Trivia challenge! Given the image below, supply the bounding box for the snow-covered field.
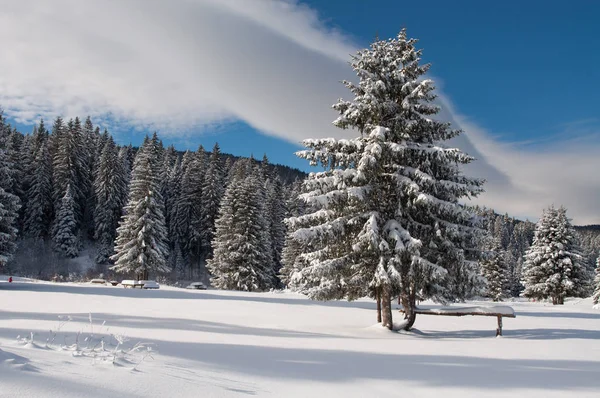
[1,278,599,398]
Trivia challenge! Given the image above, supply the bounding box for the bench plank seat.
[400,305,516,336]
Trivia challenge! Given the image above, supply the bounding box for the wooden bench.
[400,305,516,336]
[121,280,144,288]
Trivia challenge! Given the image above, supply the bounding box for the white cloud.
[0,0,353,138]
[0,0,598,224]
[439,95,600,224]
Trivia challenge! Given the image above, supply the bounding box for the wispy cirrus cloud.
[0,0,598,223]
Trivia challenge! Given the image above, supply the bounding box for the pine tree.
[207,160,275,291]
[173,150,193,266]
[23,120,54,240]
[522,205,591,305]
[52,185,79,258]
[176,146,206,274]
[481,237,510,301]
[592,256,600,307]
[166,157,182,249]
[0,145,21,270]
[279,180,307,287]
[111,138,170,280]
[265,176,286,286]
[5,129,25,202]
[200,143,225,259]
[284,30,484,330]
[160,145,180,251]
[52,117,88,229]
[81,116,98,239]
[93,136,128,264]
[118,145,133,183]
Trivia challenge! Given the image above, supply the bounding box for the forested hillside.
[0,112,302,286]
[0,110,596,300]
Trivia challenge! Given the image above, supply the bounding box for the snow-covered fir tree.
[279,180,308,287]
[23,120,54,240]
[0,142,21,270]
[81,117,99,239]
[166,157,182,249]
[52,117,89,231]
[176,146,206,275]
[284,30,484,330]
[93,136,128,264]
[172,150,193,273]
[118,145,133,183]
[481,237,510,301]
[160,145,180,256]
[200,143,225,260]
[522,205,591,305]
[52,184,79,258]
[592,256,600,307]
[265,175,287,286]
[208,159,275,291]
[111,137,170,280]
[5,130,26,206]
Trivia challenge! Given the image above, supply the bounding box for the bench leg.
[496,315,503,336]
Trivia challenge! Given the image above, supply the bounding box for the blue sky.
[1,0,599,222]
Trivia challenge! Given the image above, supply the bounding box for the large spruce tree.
[200,143,225,260]
[592,256,600,308]
[23,120,54,240]
[52,184,79,258]
[208,160,275,291]
[0,142,21,270]
[93,136,128,264]
[284,30,483,330]
[522,205,591,304]
[111,137,170,280]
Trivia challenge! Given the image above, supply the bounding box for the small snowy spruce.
[481,237,510,301]
[52,184,79,258]
[522,205,591,305]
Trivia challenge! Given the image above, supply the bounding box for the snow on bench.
[120,280,160,289]
[401,305,516,336]
[120,280,144,288]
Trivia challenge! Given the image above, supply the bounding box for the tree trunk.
[381,287,393,330]
[376,288,382,323]
[400,290,417,331]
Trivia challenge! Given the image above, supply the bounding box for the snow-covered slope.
[1,280,599,397]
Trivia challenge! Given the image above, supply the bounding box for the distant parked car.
[109,280,119,286]
[186,282,207,290]
[89,278,107,285]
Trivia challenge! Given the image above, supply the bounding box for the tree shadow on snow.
[411,328,600,340]
[518,311,600,320]
[0,282,376,311]
[1,324,599,391]
[0,310,342,339]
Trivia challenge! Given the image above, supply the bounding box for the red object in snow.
[8,277,13,283]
